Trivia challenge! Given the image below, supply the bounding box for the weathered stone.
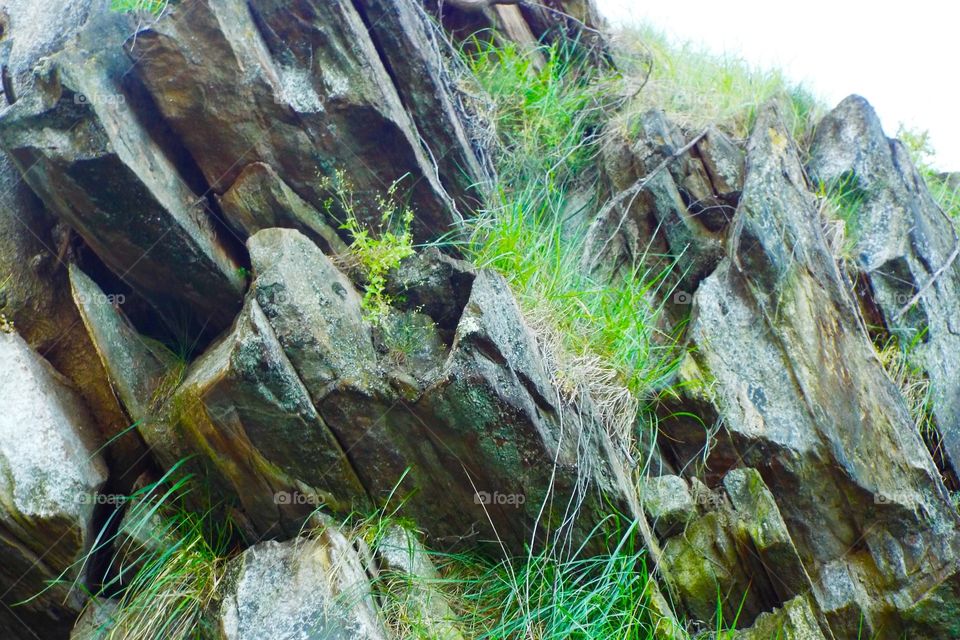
[70,600,118,640]
[584,111,729,289]
[164,294,370,536]
[0,3,245,335]
[735,595,827,640]
[0,331,108,637]
[127,0,456,241]
[217,162,347,255]
[213,531,388,640]
[375,526,466,640]
[663,104,960,637]
[660,511,763,625]
[809,95,960,480]
[247,229,635,551]
[0,153,142,486]
[356,0,491,212]
[640,475,695,538]
[247,229,382,403]
[723,468,810,605]
[812,560,872,638]
[70,264,178,421]
[385,247,477,333]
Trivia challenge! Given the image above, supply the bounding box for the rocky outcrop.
[584,112,741,302]
[0,153,145,489]
[657,105,960,638]
[0,4,246,336]
[74,224,635,550]
[808,95,960,483]
[1,0,959,637]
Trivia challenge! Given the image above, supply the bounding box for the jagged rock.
[356,0,491,211]
[661,104,960,637]
[661,509,760,625]
[658,469,813,629]
[722,468,809,605]
[432,0,606,58]
[584,111,737,289]
[808,95,960,480]
[0,153,144,486]
[163,294,370,536]
[0,331,108,638]
[70,264,178,421]
[0,2,245,335]
[213,530,388,640]
[639,474,695,538]
[126,0,459,241]
[245,228,635,550]
[735,595,826,640]
[217,162,347,256]
[70,600,118,640]
[385,247,477,333]
[375,526,466,640]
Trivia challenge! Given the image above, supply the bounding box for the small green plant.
[110,0,170,14]
[323,171,416,323]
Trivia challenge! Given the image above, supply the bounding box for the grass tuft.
[459,39,684,452]
[610,25,823,144]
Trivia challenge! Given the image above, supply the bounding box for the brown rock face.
[124,0,474,241]
[809,96,960,484]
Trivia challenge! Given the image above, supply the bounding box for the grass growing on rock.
[611,25,823,144]
[70,464,232,640]
[346,508,664,640]
[460,39,682,447]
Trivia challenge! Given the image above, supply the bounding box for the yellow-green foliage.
[323,171,416,323]
[110,0,169,14]
[462,39,681,419]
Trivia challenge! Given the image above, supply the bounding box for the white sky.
[596,0,960,171]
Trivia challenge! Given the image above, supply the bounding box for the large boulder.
[231,228,636,551]
[808,95,960,481]
[0,331,108,638]
[159,294,372,537]
[0,152,144,488]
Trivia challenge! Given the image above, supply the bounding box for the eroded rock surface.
[213,530,388,640]
[0,331,107,638]
[659,105,960,637]
[809,95,960,482]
